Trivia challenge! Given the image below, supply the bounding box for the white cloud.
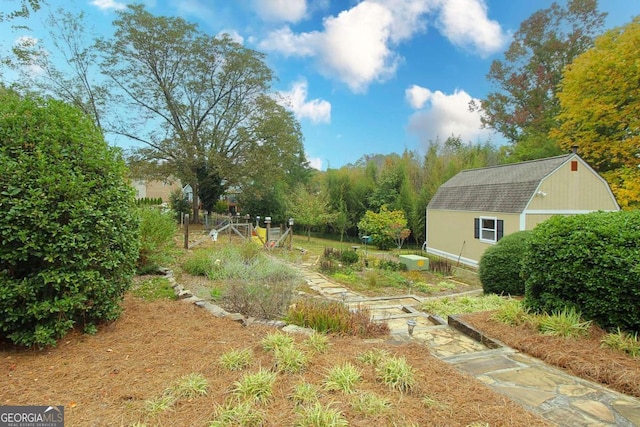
[307,156,323,170]
[405,84,432,109]
[259,0,506,92]
[253,0,307,23]
[260,1,399,93]
[258,26,317,57]
[406,86,494,146]
[90,0,127,11]
[277,80,331,124]
[435,0,508,56]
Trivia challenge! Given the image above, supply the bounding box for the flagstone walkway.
[301,264,640,427]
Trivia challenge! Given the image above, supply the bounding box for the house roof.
[427,154,573,213]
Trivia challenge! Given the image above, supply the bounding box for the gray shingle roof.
[427,154,573,213]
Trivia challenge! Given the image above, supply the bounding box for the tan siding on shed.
[426,210,520,266]
[526,159,618,212]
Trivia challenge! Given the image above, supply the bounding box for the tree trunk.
[191,181,199,224]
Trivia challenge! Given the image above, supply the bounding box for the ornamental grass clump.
[289,382,320,406]
[294,402,348,427]
[218,348,254,371]
[490,299,530,326]
[232,369,277,404]
[601,329,640,358]
[210,400,265,427]
[350,391,391,415]
[286,299,389,338]
[375,356,416,393]
[261,332,295,352]
[323,363,362,394]
[536,308,592,338]
[274,345,309,374]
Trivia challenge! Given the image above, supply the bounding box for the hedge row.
[479,210,640,333]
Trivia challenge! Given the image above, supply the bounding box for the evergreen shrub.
[522,211,640,332]
[478,230,531,296]
[0,91,140,347]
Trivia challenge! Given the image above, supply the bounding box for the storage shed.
[425,152,619,267]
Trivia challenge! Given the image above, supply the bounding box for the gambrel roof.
[427,154,573,213]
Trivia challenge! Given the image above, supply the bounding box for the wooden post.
[184,214,189,249]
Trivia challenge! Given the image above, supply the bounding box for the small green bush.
[478,230,531,296]
[137,207,177,273]
[0,91,139,347]
[169,188,191,222]
[340,250,359,265]
[522,211,640,332]
[378,260,407,271]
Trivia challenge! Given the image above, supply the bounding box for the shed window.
[474,217,504,243]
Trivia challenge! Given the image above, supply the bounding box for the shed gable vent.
[571,160,578,171]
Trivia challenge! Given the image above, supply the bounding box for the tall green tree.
[358,206,410,250]
[97,5,307,221]
[287,184,334,241]
[472,0,606,160]
[552,16,640,208]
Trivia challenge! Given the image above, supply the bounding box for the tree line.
[2,0,638,246]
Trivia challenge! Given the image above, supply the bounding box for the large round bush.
[522,211,640,332]
[0,91,140,347]
[479,230,531,296]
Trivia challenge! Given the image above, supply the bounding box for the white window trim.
[479,216,498,244]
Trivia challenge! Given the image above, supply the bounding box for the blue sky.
[2,0,639,170]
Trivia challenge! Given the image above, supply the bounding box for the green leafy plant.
[375,356,416,392]
[294,402,348,427]
[137,206,177,273]
[219,348,253,371]
[210,400,265,427]
[233,369,277,404]
[479,230,531,296]
[0,90,140,348]
[289,382,320,406]
[323,362,362,394]
[421,294,510,318]
[304,333,330,354]
[144,373,208,414]
[171,373,209,398]
[350,391,390,415]
[144,394,175,415]
[601,329,640,357]
[536,308,592,338]
[490,299,530,326]
[261,332,295,352]
[169,188,191,222]
[274,345,308,374]
[522,210,640,332]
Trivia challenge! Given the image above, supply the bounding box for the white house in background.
[425,152,620,267]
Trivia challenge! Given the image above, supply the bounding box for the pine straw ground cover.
[459,311,640,398]
[0,296,549,427]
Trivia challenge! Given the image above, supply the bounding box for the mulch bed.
[1,296,550,426]
[459,311,640,398]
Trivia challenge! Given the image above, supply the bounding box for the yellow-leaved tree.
[552,16,640,208]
